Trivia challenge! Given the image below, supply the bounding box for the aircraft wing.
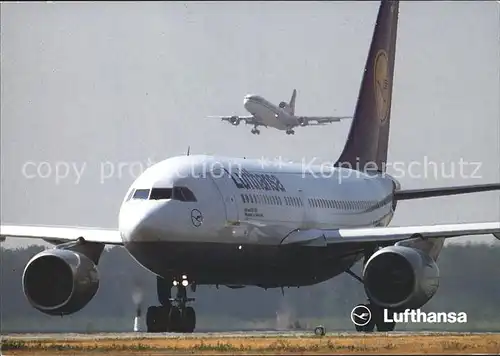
[0,225,123,245]
[207,116,264,127]
[296,116,353,126]
[281,222,500,246]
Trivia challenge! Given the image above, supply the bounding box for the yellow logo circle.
[374,50,390,124]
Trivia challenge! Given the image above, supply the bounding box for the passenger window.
[133,189,150,200]
[150,188,173,200]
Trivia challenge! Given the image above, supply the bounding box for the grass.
[2,334,500,354]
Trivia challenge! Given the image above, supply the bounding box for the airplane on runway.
[209,89,352,135]
[2,0,500,334]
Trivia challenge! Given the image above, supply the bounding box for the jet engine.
[230,116,240,125]
[22,248,100,316]
[362,245,439,311]
[297,118,307,126]
[279,101,287,109]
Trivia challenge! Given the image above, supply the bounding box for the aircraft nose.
[243,95,255,110]
[119,202,166,244]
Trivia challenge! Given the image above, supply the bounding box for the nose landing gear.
[146,275,196,333]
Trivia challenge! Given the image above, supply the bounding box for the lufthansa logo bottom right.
[350,305,372,326]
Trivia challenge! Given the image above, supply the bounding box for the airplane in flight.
[1,0,500,334]
[209,89,352,135]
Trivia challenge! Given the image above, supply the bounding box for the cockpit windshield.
[126,186,197,202]
[132,189,150,200]
[150,186,197,202]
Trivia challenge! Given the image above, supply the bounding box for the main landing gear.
[285,129,295,135]
[251,125,261,135]
[146,275,196,333]
[351,302,396,332]
[346,247,396,333]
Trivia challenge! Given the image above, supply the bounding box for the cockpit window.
[132,189,150,200]
[150,188,172,200]
[173,186,197,202]
[125,188,135,202]
[148,186,197,202]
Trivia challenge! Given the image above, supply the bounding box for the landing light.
[181,280,189,287]
[182,275,187,280]
[173,281,178,286]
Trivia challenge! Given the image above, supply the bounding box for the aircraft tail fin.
[289,89,297,115]
[335,0,399,173]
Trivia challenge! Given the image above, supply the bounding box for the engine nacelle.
[230,116,240,126]
[278,101,287,109]
[297,118,307,126]
[22,248,100,316]
[363,246,439,311]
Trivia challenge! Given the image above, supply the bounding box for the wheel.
[146,306,158,332]
[376,309,396,332]
[146,305,170,332]
[168,307,182,332]
[181,306,196,333]
[146,306,162,332]
[314,325,325,336]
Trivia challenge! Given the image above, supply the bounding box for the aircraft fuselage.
[243,94,296,130]
[119,155,396,288]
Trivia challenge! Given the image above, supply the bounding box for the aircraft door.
[209,168,239,225]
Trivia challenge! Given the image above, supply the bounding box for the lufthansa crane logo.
[190,209,203,227]
[374,49,390,124]
[351,305,372,327]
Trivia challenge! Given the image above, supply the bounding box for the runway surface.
[3,330,499,340]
